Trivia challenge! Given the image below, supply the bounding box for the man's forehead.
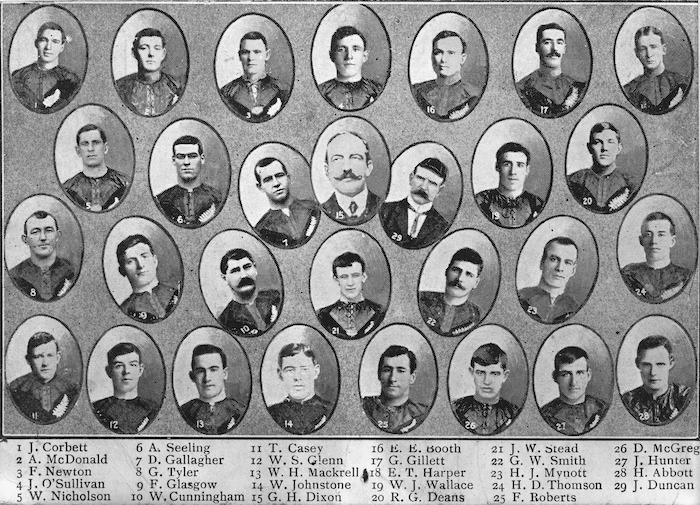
[281,352,314,367]
[450,259,479,273]
[258,160,285,177]
[31,340,58,355]
[540,28,565,41]
[240,38,267,51]
[473,363,503,373]
[558,356,589,371]
[227,257,253,270]
[434,36,464,52]
[26,215,57,229]
[642,219,672,233]
[113,351,140,363]
[547,242,577,260]
[414,166,444,183]
[500,151,529,164]
[194,352,224,368]
[40,29,63,41]
[125,242,152,256]
[637,33,664,46]
[639,346,671,361]
[138,35,164,46]
[337,34,365,49]
[336,262,363,274]
[383,354,410,368]
[78,129,102,143]
[174,143,199,154]
[591,129,619,142]
[327,133,366,155]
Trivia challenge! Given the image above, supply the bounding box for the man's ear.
[105,365,113,378]
[365,160,374,178]
[503,369,510,382]
[409,371,416,385]
[104,143,109,155]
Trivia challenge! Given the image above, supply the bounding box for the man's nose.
[135,258,144,269]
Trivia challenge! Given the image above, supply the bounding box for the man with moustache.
[321,130,382,225]
[10,210,75,302]
[624,26,689,114]
[268,343,333,435]
[218,248,281,337]
[362,345,429,434]
[156,135,222,228]
[12,21,81,112]
[62,123,130,212]
[379,157,450,249]
[518,237,579,324]
[516,23,587,118]
[9,332,79,424]
[316,252,385,339]
[419,248,484,337]
[180,344,246,434]
[93,342,158,434]
[253,157,320,248]
[220,31,289,122]
[412,30,482,121]
[541,346,609,435]
[116,28,182,116]
[475,142,544,228]
[116,234,179,322]
[319,26,383,111]
[452,343,519,435]
[621,212,693,303]
[567,122,639,214]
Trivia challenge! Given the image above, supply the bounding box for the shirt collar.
[335,187,368,214]
[407,196,433,214]
[133,278,159,294]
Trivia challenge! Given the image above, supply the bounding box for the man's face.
[223,257,258,297]
[324,133,373,197]
[637,346,673,394]
[36,29,64,65]
[191,353,227,401]
[334,262,366,302]
[635,33,667,72]
[379,354,415,401]
[75,129,107,168]
[555,357,590,405]
[122,242,158,289]
[331,34,367,80]
[409,166,445,205]
[279,352,319,402]
[173,143,204,183]
[107,351,144,396]
[23,215,60,260]
[136,35,166,72]
[540,242,577,290]
[588,129,622,168]
[639,219,675,263]
[536,28,566,69]
[497,151,530,193]
[470,363,508,402]
[27,340,60,383]
[431,36,466,78]
[257,160,290,204]
[239,38,270,79]
[445,260,480,299]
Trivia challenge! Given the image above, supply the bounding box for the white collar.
[335,187,368,214]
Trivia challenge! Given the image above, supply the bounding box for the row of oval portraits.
[5,316,696,435]
[9,6,693,118]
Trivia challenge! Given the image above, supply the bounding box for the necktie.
[349,201,358,216]
[409,210,426,238]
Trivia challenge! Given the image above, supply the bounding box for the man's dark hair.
[254,157,288,185]
[536,23,566,44]
[240,31,268,51]
[172,135,203,156]
[278,342,317,369]
[36,22,66,44]
[325,130,371,164]
[553,346,589,374]
[414,157,448,181]
[635,335,673,367]
[191,343,227,370]
[378,345,417,376]
[107,342,142,366]
[540,237,578,266]
[132,28,166,61]
[26,332,58,361]
[23,210,59,236]
[496,142,531,166]
[588,122,621,145]
[76,124,107,145]
[634,25,665,47]
[329,26,367,57]
[471,343,507,370]
[332,251,365,276]
[117,234,155,276]
[432,30,466,53]
[447,247,484,276]
[643,211,676,235]
[220,248,254,275]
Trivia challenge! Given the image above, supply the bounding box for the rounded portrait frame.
[447,324,528,436]
[511,7,592,119]
[199,229,284,338]
[148,117,231,229]
[309,229,391,340]
[5,315,83,426]
[239,142,320,249]
[111,8,189,118]
[565,104,648,215]
[471,117,553,229]
[515,215,599,325]
[54,103,135,213]
[614,6,694,116]
[311,4,392,112]
[417,228,501,338]
[358,323,438,435]
[260,324,340,435]
[214,13,295,123]
[172,326,252,435]
[86,324,166,435]
[616,193,698,304]
[616,315,697,427]
[102,215,184,324]
[4,193,84,303]
[533,324,614,437]
[380,141,462,250]
[8,5,88,114]
[408,11,489,123]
